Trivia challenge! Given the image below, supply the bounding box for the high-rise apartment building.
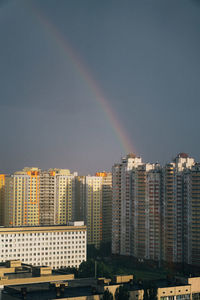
[55,169,76,225]
[39,170,56,225]
[3,168,76,227]
[0,174,5,225]
[112,154,143,256]
[131,163,162,261]
[112,153,200,267]
[85,175,103,248]
[4,170,40,227]
[96,172,112,244]
[184,163,200,266]
[77,173,112,249]
[146,168,162,261]
[163,154,195,263]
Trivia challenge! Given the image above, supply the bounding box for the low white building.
[0,222,86,269]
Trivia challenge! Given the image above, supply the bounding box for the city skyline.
[1,152,200,267]
[0,152,197,176]
[1,0,200,175]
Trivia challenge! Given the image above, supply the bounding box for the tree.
[115,286,129,300]
[99,242,112,257]
[87,244,99,258]
[97,261,112,278]
[102,289,113,300]
[78,259,95,278]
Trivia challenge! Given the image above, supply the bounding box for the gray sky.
[0,0,200,174]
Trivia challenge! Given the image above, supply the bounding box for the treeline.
[58,258,113,279]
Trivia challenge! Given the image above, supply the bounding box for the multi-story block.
[78,173,112,249]
[163,153,194,263]
[39,170,56,225]
[112,154,161,259]
[84,176,103,248]
[0,174,5,225]
[96,172,112,244]
[4,170,40,227]
[3,168,77,227]
[0,222,86,269]
[74,176,85,222]
[112,153,196,264]
[112,154,143,256]
[55,169,76,225]
[131,164,162,261]
[146,168,162,261]
[184,163,200,266]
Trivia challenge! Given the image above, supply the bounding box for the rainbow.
[29,1,136,155]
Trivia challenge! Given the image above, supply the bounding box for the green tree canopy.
[115,286,129,300]
[78,259,95,278]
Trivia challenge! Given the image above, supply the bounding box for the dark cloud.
[0,0,200,173]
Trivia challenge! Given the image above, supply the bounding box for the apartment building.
[131,164,162,261]
[146,168,162,261]
[112,154,143,256]
[112,153,200,267]
[85,176,103,248]
[75,173,112,248]
[4,170,40,227]
[112,154,162,260]
[55,170,76,225]
[163,153,195,263]
[3,168,76,227]
[184,163,200,266]
[74,176,86,222]
[39,170,56,225]
[99,172,112,244]
[0,174,5,225]
[0,222,86,269]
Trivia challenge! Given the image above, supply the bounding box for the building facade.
[4,170,40,227]
[163,154,195,263]
[3,168,76,227]
[84,175,103,248]
[112,154,162,259]
[112,153,200,267]
[0,222,86,269]
[0,174,5,226]
[76,173,112,249]
[131,164,162,261]
[112,154,143,256]
[100,172,112,244]
[183,163,200,266]
[55,170,76,225]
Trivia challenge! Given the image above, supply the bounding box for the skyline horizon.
[1,151,198,175]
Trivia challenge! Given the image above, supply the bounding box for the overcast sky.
[0,0,200,174]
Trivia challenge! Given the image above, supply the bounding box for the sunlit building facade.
[85,176,103,248]
[55,169,76,225]
[183,163,200,266]
[112,152,200,266]
[96,172,112,244]
[3,168,77,227]
[0,222,86,269]
[112,154,143,256]
[131,164,162,261]
[163,154,195,263]
[0,174,6,226]
[4,170,40,227]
